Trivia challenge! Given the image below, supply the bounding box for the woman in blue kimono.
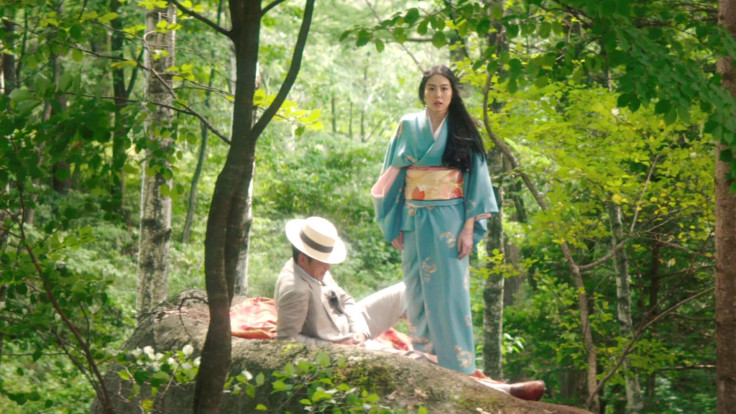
[372,65,498,377]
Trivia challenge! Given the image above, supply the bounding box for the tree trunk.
[331,93,337,133]
[110,0,130,223]
[182,121,209,244]
[2,18,17,95]
[137,3,175,318]
[234,171,254,296]
[607,201,643,413]
[483,148,505,379]
[182,0,225,245]
[716,2,736,410]
[194,0,315,411]
[348,100,353,140]
[481,0,508,380]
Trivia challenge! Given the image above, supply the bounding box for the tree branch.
[578,240,627,272]
[262,0,286,16]
[168,0,231,37]
[15,187,113,413]
[252,0,315,137]
[586,287,715,407]
[363,0,424,72]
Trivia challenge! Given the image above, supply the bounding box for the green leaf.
[393,27,407,43]
[256,372,265,386]
[654,99,670,115]
[356,30,371,47]
[375,39,384,53]
[59,72,74,92]
[316,351,331,367]
[417,19,429,35]
[255,404,268,411]
[538,21,551,39]
[405,8,420,25]
[476,18,491,36]
[97,12,119,24]
[430,16,445,31]
[34,74,55,98]
[431,31,447,48]
[491,7,503,20]
[663,106,677,125]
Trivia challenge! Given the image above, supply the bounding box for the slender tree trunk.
[234,44,259,296]
[110,0,130,223]
[2,19,17,95]
[1,15,17,248]
[483,148,505,379]
[643,241,661,410]
[137,3,175,318]
[331,93,337,133]
[348,101,353,140]
[361,65,367,142]
[47,2,70,194]
[716,2,736,410]
[182,0,225,244]
[182,121,209,244]
[481,0,507,379]
[607,201,643,412]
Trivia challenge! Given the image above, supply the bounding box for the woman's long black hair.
[418,65,485,172]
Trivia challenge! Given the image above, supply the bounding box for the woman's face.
[424,74,453,117]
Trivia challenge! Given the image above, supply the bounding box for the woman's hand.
[392,231,404,251]
[457,219,475,259]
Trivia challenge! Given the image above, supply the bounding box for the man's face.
[299,254,331,281]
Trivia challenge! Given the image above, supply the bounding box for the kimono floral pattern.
[372,110,497,374]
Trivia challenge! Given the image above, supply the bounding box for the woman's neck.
[427,109,447,132]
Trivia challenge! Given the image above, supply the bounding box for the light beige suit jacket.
[274,259,370,345]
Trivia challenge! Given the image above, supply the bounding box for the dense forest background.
[2,0,735,413]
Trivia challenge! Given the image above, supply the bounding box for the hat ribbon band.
[300,230,334,253]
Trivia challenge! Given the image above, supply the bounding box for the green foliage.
[0,0,724,411]
[231,351,423,413]
[116,345,199,412]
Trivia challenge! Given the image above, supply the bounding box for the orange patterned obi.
[405,167,464,201]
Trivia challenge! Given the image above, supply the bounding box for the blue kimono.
[372,110,498,374]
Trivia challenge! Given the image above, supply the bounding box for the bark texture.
[483,147,505,380]
[607,201,643,412]
[92,290,592,414]
[194,0,315,411]
[716,1,736,411]
[137,3,176,318]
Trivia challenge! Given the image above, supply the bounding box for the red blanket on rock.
[230,297,412,351]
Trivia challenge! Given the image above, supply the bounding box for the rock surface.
[93,290,592,414]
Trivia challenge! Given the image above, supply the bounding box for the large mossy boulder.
[93,290,591,414]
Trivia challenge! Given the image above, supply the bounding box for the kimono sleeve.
[464,152,499,247]
[372,122,408,243]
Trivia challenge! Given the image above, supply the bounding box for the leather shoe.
[509,380,545,401]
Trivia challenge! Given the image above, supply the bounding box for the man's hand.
[335,333,367,346]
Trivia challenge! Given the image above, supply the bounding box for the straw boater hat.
[285,216,347,264]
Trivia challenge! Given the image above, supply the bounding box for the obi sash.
[405,166,464,201]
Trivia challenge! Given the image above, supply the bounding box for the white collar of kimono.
[425,108,447,140]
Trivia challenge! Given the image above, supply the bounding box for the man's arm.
[275,283,333,346]
[335,286,371,340]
